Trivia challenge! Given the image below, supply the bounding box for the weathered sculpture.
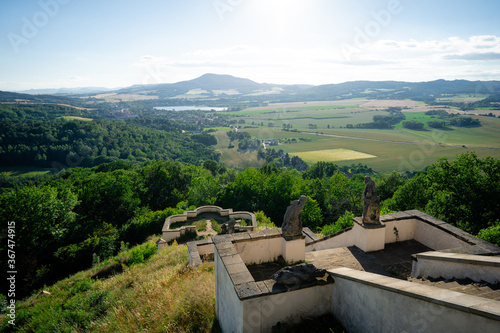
[362,176,381,224]
[272,263,328,290]
[282,195,307,238]
[220,218,236,234]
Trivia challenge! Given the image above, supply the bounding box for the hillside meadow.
[0,239,218,332]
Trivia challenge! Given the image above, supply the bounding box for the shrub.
[477,223,500,246]
[321,211,355,237]
[254,210,277,229]
[126,242,157,266]
[120,207,184,245]
[301,197,324,231]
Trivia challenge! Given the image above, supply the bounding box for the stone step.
[409,276,500,301]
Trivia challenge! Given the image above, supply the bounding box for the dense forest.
[1,152,499,300]
[0,104,220,168]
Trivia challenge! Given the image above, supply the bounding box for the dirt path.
[197,219,218,238]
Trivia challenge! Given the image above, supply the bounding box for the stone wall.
[412,251,500,284]
[330,267,500,333]
[213,231,334,333]
[306,210,499,255]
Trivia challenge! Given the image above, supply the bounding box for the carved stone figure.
[220,219,236,234]
[282,195,307,238]
[362,176,381,224]
[272,263,328,290]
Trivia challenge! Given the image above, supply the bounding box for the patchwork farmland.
[217,99,500,173]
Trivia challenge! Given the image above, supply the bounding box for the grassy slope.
[1,240,217,333]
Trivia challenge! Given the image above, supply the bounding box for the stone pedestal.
[352,218,386,252]
[156,238,167,250]
[282,236,305,263]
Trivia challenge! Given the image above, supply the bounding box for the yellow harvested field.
[294,149,377,163]
[62,116,93,121]
[93,93,158,102]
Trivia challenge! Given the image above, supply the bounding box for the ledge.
[353,217,386,229]
[214,232,334,300]
[404,210,500,254]
[415,251,500,268]
[329,267,500,321]
[163,206,257,232]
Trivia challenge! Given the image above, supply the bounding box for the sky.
[1,0,500,91]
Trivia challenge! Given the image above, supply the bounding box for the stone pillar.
[352,217,386,252]
[282,235,306,263]
[156,238,167,250]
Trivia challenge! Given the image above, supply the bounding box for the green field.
[0,167,58,178]
[234,108,386,129]
[225,104,359,115]
[213,130,264,169]
[204,102,500,172]
[436,94,489,102]
[393,112,437,128]
[239,112,500,173]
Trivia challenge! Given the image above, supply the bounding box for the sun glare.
[253,0,310,33]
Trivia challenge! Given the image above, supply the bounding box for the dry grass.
[93,93,159,103]
[2,240,217,333]
[92,242,216,333]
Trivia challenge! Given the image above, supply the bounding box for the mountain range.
[5,73,500,102]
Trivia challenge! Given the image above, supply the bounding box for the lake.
[154,106,228,112]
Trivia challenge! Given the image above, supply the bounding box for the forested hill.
[0,103,220,168]
[0,120,219,168]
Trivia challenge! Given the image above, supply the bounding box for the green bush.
[301,197,323,231]
[321,211,355,237]
[126,242,157,266]
[120,207,183,245]
[477,223,500,246]
[254,210,277,229]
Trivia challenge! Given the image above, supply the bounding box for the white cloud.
[130,35,500,85]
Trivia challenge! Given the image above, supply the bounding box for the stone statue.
[220,219,236,234]
[282,195,307,238]
[362,176,381,224]
[272,263,328,290]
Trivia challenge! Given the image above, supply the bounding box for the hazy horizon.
[1,0,499,91]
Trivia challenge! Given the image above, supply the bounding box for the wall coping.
[214,230,334,300]
[162,205,257,232]
[414,251,500,268]
[307,210,500,256]
[329,267,500,322]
